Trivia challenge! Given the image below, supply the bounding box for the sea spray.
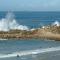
[52,21,60,26]
[0,12,29,31]
[0,12,60,32]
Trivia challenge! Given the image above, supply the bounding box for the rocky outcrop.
[0,25,60,41]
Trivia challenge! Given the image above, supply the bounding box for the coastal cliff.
[0,25,60,41]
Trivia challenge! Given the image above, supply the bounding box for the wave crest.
[0,12,29,31]
[52,21,60,26]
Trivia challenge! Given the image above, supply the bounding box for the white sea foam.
[52,21,60,26]
[0,46,60,58]
[42,26,45,28]
[30,28,36,31]
[0,12,60,32]
[0,12,29,31]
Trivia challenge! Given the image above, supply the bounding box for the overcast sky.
[0,0,60,11]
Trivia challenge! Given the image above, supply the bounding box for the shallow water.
[0,39,60,60]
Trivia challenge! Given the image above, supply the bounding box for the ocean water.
[0,11,60,28]
[0,39,60,60]
[0,12,60,60]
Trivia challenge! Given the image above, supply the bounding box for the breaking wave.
[0,12,29,31]
[52,20,60,26]
[0,12,60,31]
[0,46,60,58]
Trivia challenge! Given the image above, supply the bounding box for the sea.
[0,12,60,60]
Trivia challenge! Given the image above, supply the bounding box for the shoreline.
[0,33,60,41]
[0,38,56,42]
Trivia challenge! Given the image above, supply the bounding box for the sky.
[0,0,60,11]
